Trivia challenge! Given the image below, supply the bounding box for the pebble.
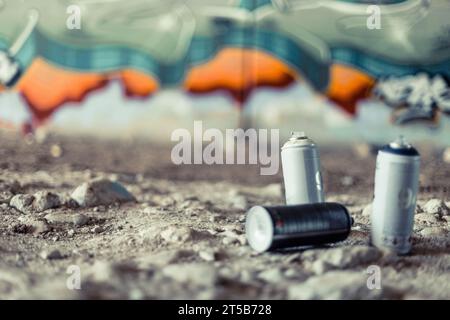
[160,226,193,243]
[415,213,439,224]
[50,144,63,158]
[91,226,103,234]
[423,199,449,217]
[9,194,34,213]
[310,260,332,275]
[93,206,106,212]
[288,271,386,300]
[353,143,371,159]
[162,263,217,287]
[136,249,194,268]
[16,217,50,234]
[40,249,63,260]
[143,207,156,215]
[231,196,247,210]
[73,214,89,227]
[362,203,372,217]
[442,147,450,163]
[209,215,221,223]
[257,268,285,284]
[199,250,216,262]
[45,213,89,227]
[304,246,382,270]
[284,269,301,278]
[33,191,61,212]
[240,270,254,283]
[86,261,121,282]
[222,237,238,246]
[420,227,448,237]
[71,179,135,207]
[259,184,283,198]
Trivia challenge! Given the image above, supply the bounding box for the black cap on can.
[380,136,419,157]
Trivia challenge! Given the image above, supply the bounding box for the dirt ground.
[0,132,449,300]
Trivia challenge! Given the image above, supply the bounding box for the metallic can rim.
[245,206,274,253]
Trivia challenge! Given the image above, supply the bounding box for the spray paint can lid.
[381,136,420,157]
[282,131,316,149]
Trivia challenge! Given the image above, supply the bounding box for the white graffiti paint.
[375,73,450,113]
[0,51,19,86]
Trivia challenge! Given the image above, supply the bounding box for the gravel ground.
[0,132,449,300]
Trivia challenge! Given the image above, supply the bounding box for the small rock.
[162,263,217,287]
[240,270,254,282]
[9,194,34,213]
[423,199,449,217]
[257,268,285,284]
[16,217,50,234]
[304,246,382,270]
[160,226,193,243]
[67,229,75,237]
[420,227,448,237]
[135,249,194,268]
[86,261,137,283]
[362,203,372,217]
[199,250,216,262]
[143,207,156,215]
[209,215,221,223]
[237,235,247,246]
[71,179,135,207]
[91,226,103,234]
[443,147,450,163]
[222,237,238,245]
[231,196,247,210]
[50,144,63,158]
[284,269,300,278]
[353,143,371,159]
[73,214,89,227]
[310,260,332,275]
[288,271,388,300]
[93,206,106,212]
[45,213,89,227]
[415,213,439,224]
[260,184,283,198]
[33,191,61,212]
[40,249,63,260]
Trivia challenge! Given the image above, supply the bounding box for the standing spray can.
[371,137,420,255]
[281,132,324,205]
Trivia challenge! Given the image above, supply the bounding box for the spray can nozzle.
[390,135,412,149]
[290,131,307,140]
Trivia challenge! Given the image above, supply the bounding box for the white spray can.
[371,136,420,255]
[281,132,324,205]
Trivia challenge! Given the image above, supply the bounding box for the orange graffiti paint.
[184,48,297,105]
[17,58,108,122]
[119,69,159,98]
[327,64,376,115]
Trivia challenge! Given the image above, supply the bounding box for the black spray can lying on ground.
[245,203,353,252]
